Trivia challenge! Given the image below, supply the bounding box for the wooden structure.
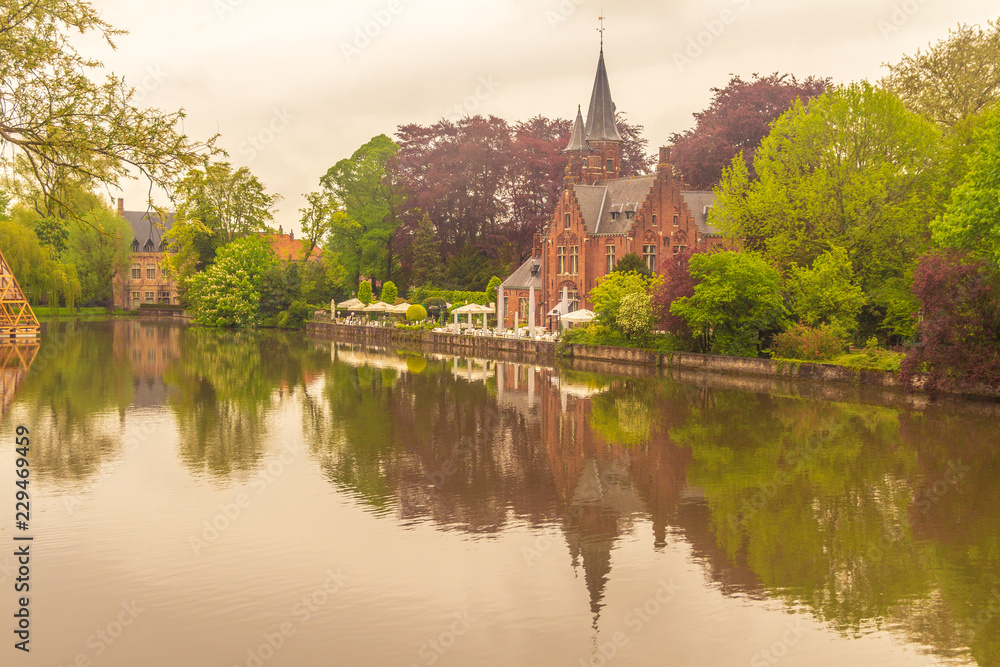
[0,340,39,420]
[0,249,40,339]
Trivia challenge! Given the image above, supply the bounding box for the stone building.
[498,47,730,331]
[113,199,179,309]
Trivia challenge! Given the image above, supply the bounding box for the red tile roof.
[265,233,323,262]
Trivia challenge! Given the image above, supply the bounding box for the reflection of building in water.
[0,341,39,420]
[112,321,181,407]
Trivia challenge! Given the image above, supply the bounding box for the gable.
[571,176,657,236]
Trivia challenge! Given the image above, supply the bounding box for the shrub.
[590,271,656,323]
[380,281,397,304]
[406,304,428,322]
[485,276,501,303]
[771,323,848,361]
[617,292,652,340]
[358,281,372,305]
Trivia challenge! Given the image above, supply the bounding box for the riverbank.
[306,320,1000,401]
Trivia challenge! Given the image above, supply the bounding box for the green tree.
[410,213,442,287]
[712,83,941,293]
[671,251,787,356]
[357,281,372,305]
[0,218,79,306]
[187,236,277,327]
[882,19,1000,127]
[0,1,214,213]
[380,280,397,304]
[299,190,334,261]
[64,207,131,307]
[932,109,1000,263]
[590,271,656,323]
[616,292,653,341]
[786,246,866,331]
[406,304,427,322]
[485,275,502,303]
[162,216,215,302]
[321,135,406,289]
[613,252,652,279]
[174,161,278,245]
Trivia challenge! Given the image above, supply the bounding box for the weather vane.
[597,14,605,48]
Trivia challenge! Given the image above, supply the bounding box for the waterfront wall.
[306,321,999,399]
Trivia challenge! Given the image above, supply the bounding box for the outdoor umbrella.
[561,309,595,325]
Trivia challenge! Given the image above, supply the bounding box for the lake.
[2,321,998,666]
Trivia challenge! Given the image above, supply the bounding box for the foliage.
[616,292,653,341]
[64,207,131,307]
[829,349,904,372]
[932,109,1000,265]
[188,236,277,327]
[276,300,313,329]
[0,218,79,307]
[0,0,215,213]
[357,281,372,305]
[771,323,848,361]
[163,216,215,300]
[412,288,488,308]
[174,161,278,245]
[869,275,920,343]
[485,275,502,303]
[671,251,787,356]
[409,213,442,287]
[613,252,651,278]
[258,263,295,319]
[901,250,1000,392]
[712,82,942,294]
[786,246,866,331]
[321,134,405,289]
[882,19,1000,127]
[589,271,657,323]
[406,304,427,322]
[380,280,397,304]
[651,249,697,344]
[670,73,829,189]
[298,190,334,261]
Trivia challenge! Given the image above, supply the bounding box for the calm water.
[1,321,998,667]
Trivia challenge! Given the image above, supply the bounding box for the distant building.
[499,47,731,329]
[113,199,179,309]
[264,226,323,263]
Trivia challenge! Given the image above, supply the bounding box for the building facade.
[113,200,179,309]
[499,48,730,330]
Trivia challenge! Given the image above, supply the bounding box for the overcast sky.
[93,0,998,231]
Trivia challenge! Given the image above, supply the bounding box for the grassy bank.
[33,306,136,322]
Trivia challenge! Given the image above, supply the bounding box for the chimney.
[289,230,294,241]
[659,146,672,166]
[117,198,125,216]
[278,225,283,235]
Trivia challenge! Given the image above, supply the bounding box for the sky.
[92,0,1000,232]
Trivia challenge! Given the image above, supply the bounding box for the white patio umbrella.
[364,301,391,312]
[561,308,595,325]
[388,302,411,315]
[452,303,493,331]
[336,298,364,314]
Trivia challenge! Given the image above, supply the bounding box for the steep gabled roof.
[680,191,722,236]
[571,176,657,236]
[565,105,588,152]
[122,210,175,249]
[501,256,543,290]
[584,49,622,143]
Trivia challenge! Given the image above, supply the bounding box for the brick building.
[498,47,730,330]
[113,199,179,309]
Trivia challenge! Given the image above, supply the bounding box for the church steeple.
[584,48,622,143]
[565,105,587,152]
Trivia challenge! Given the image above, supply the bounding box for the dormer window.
[610,212,619,220]
[625,211,633,220]
[131,239,140,252]
[143,239,154,252]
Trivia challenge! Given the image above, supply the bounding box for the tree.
[162,216,215,301]
[299,190,334,261]
[589,271,656,323]
[882,20,1000,127]
[0,0,214,214]
[786,246,866,332]
[187,236,277,327]
[357,281,372,305]
[380,281,397,304]
[671,251,787,356]
[932,109,1000,264]
[652,249,698,344]
[485,276,502,303]
[409,213,442,287]
[173,162,278,245]
[712,82,942,294]
[669,73,829,189]
[0,218,79,307]
[613,252,651,279]
[321,134,405,290]
[64,207,131,307]
[617,292,653,341]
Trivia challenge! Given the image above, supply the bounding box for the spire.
[584,48,622,143]
[564,105,587,152]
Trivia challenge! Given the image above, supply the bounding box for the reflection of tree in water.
[167,328,328,478]
[11,322,133,482]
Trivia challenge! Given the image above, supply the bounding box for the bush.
[358,281,372,305]
[617,292,652,340]
[406,304,428,322]
[381,281,397,304]
[771,323,848,361]
[276,300,313,329]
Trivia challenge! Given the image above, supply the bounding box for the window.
[518,297,529,321]
[567,290,579,312]
[144,239,154,252]
[606,159,613,172]
[147,266,156,280]
[606,244,616,273]
[643,244,657,272]
[673,213,679,226]
[564,213,571,229]
[610,211,619,220]
[652,214,657,226]
[131,264,141,280]
[131,239,140,252]
[131,291,140,309]
[144,291,154,303]
[557,246,566,274]
[569,246,579,274]
[625,211,633,220]
[673,245,687,255]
